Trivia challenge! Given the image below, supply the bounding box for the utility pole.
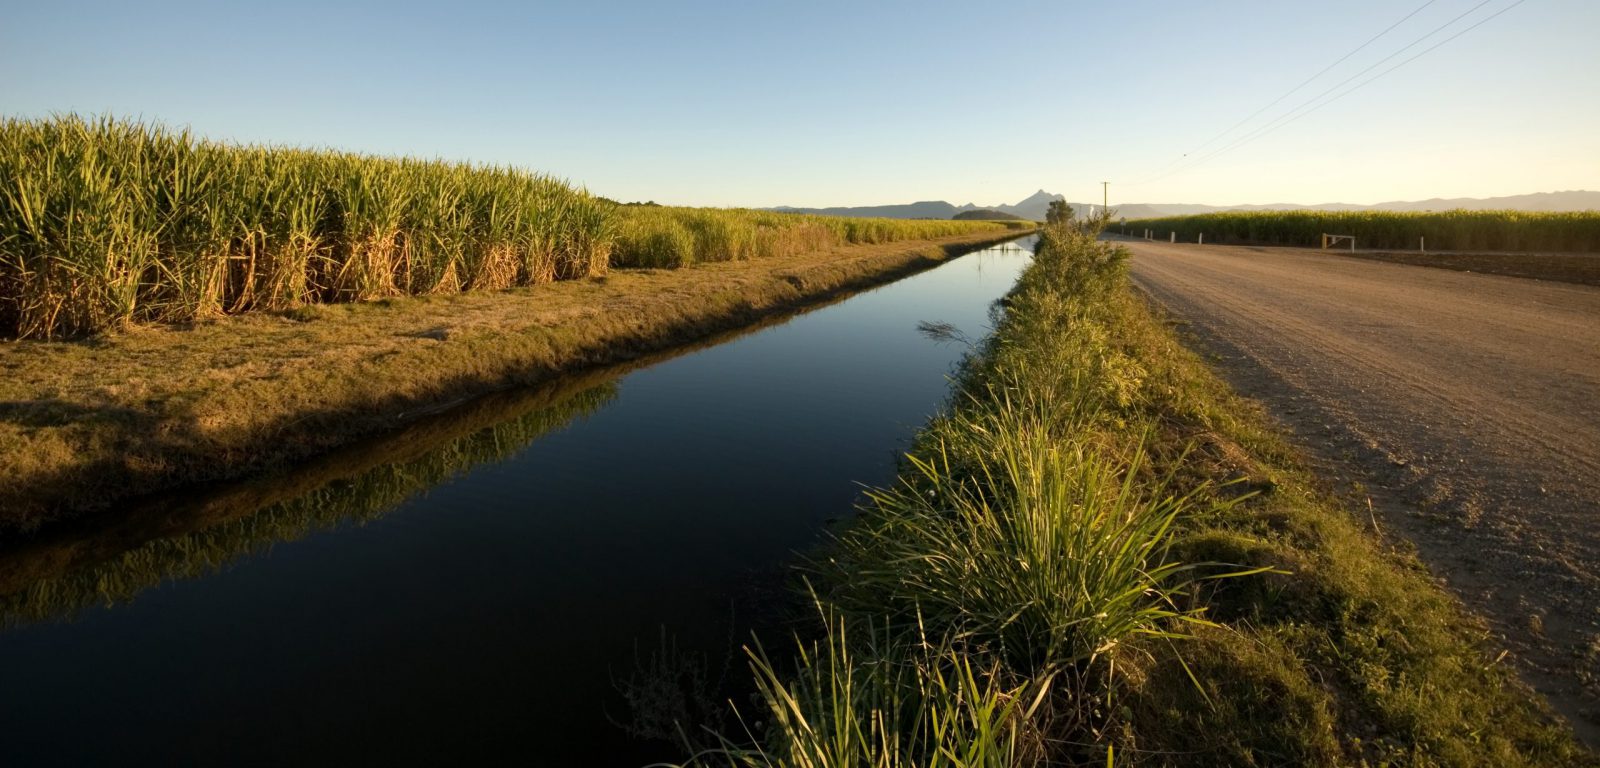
[1101,181,1109,212]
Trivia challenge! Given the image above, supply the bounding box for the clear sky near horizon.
[2,0,1595,208]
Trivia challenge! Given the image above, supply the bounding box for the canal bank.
[0,228,1030,530]
[0,235,1038,765]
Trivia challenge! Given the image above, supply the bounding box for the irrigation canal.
[0,235,1036,765]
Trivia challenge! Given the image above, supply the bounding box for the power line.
[1209,0,1531,157]
[1173,0,1493,170]
[1137,0,1520,186]
[1169,0,1441,164]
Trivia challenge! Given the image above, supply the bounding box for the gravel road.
[1121,237,1600,743]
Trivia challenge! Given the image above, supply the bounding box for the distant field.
[1120,209,1600,253]
[0,115,1022,339]
[611,206,1020,269]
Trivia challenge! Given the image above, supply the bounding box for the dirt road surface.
[1121,237,1600,743]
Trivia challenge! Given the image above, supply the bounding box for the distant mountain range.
[770,190,1070,222]
[953,209,1027,221]
[769,190,1600,221]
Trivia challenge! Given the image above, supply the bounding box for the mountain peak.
[1017,189,1063,206]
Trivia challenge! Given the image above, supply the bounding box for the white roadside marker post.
[1170,232,1176,243]
[1420,236,1426,253]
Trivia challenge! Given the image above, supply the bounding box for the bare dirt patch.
[1349,249,1600,286]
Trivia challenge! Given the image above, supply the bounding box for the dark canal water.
[0,236,1034,766]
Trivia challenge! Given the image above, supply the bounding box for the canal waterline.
[0,236,1036,765]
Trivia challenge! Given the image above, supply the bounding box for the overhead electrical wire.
[1175,0,1531,170]
[1159,0,1441,168]
[1133,0,1526,186]
[1139,0,1497,182]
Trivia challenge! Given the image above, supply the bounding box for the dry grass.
[0,230,1025,530]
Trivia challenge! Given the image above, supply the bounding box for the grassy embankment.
[1120,210,1600,253]
[0,115,1028,528]
[679,225,1586,766]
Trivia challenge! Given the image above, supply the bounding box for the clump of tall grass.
[683,602,1051,767]
[820,392,1205,672]
[1123,209,1600,252]
[0,114,614,338]
[808,227,1219,687]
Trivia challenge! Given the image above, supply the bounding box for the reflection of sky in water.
[0,237,1035,766]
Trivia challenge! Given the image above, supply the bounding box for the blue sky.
[3,0,1595,207]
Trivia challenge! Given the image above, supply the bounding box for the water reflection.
[0,281,902,630]
[0,375,618,628]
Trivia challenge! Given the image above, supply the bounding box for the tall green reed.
[822,390,1205,672]
[0,115,613,337]
[0,114,1018,338]
[682,602,1049,768]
